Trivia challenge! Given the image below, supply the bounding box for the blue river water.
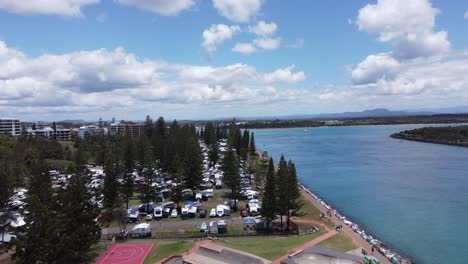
[253,124,468,264]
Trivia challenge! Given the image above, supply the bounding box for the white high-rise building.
[0,118,21,136]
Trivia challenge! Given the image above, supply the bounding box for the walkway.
[271,230,337,264]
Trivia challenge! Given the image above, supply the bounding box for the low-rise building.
[109,122,143,138]
[78,125,104,139]
[27,127,72,141]
[0,118,21,136]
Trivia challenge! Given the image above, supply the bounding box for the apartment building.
[0,118,21,136]
[109,122,143,138]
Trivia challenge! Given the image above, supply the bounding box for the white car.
[200,221,207,232]
[154,207,163,219]
[171,209,178,218]
[209,208,216,218]
[146,214,153,221]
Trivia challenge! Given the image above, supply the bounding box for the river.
[253,124,468,264]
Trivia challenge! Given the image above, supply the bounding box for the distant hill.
[230,108,436,121]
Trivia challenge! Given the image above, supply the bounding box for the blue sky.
[0,0,468,121]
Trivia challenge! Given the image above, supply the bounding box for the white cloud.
[202,24,240,58]
[248,21,277,36]
[352,55,468,95]
[212,0,263,23]
[232,43,257,55]
[0,40,310,119]
[357,0,450,60]
[0,0,99,16]
[464,10,468,19]
[117,0,194,15]
[263,65,306,84]
[253,37,281,50]
[351,53,401,85]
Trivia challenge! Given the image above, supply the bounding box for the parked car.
[130,223,151,238]
[128,209,140,223]
[200,221,208,233]
[218,220,227,234]
[162,207,171,218]
[198,208,207,218]
[171,209,178,218]
[216,204,224,217]
[181,206,189,219]
[146,214,153,221]
[154,207,163,220]
[210,208,216,218]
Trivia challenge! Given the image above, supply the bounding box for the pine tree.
[261,158,276,230]
[240,130,250,162]
[0,137,14,244]
[55,163,100,262]
[286,160,302,232]
[222,149,241,209]
[140,143,156,208]
[103,146,119,209]
[250,132,256,156]
[144,115,153,139]
[208,143,219,166]
[16,159,60,263]
[122,131,135,209]
[172,161,185,210]
[183,139,203,192]
[276,155,289,229]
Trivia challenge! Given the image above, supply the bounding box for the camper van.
[154,207,163,220]
[128,208,140,223]
[188,206,198,218]
[130,223,151,238]
[209,221,218,234]
[217,220,227,234]
[216,204,225,217]
[181,206,189,219]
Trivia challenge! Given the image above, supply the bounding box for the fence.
[101,228,297,241]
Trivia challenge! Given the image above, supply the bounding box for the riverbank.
[298,184,411,264]
[390,125,468,148]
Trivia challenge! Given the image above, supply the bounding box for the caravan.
[130,223,151,238]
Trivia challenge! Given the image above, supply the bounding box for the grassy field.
[218,231,325,260]
[292,194,335,230]
[143,240,195,264]
[316,233,358,252]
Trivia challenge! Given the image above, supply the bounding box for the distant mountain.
[58,119,87,124]
[229,108,435,121]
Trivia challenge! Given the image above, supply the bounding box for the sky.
[0,0,468,121]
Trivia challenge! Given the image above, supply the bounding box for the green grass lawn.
[143,240,195,264]
[316,233,358,252]
[293,194,335,229]
[218,231,325,260]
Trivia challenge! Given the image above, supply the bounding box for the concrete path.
[271,230,337,264]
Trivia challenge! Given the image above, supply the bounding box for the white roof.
[132,223,150,230]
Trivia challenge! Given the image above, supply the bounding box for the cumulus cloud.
[212,0,263,23]
[248,21,277,36]
[357,0,450,60]
[232,43,257,55]
[0,40,310,118]
[116,0,194,15]
[351,53,401,85]
[263,65,306,84]
[253,37,281,50]
[202,24,240,58]
[0,0,99,16]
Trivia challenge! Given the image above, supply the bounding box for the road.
[102,216,247,234]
